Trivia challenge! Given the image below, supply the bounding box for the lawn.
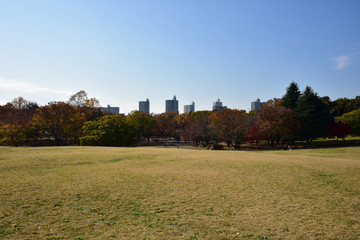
[0,146,359,239]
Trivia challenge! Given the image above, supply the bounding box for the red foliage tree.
[246,125,265,144]
[210,109,248,148]
[328,121,350,141]
[256,99,300,146]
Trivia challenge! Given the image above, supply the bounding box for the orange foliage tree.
[210,109,248,148]
[256,99,300,146]
[33,102,86,145]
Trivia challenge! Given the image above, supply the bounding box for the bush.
[80,115,137,146]
[79,135,100,146]
[212,143,224,150]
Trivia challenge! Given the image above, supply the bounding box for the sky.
[0,0,359,114]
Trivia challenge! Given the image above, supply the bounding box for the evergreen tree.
[295,86,331,144]
[281,82,301,110]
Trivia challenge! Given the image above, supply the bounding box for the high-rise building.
[251,98,264,111]
[101,104,120,114]
[184,101,195,113]
[213,98,227,111]
[139,98,150,114]
[165,95,179,114]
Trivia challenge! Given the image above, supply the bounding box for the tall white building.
[213,98,227,111]
[251,98,264,111]
[184,101,195,113]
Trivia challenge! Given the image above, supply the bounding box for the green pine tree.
[295,86,331,144]
[281,81,301,110]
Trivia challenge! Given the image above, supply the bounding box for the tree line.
[0,84,359,147]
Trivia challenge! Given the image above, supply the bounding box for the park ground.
[0,146,360,239]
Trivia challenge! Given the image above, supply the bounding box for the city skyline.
[1,1,359,113]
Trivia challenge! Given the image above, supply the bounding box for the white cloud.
[0,77,131,110]
[0,77,72,95]
[0,77,74,105]
[334,55,352,70]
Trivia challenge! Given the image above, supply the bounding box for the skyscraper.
[213,98,227,111]
[165,95,179,114]
[184,101,195,113]
[251,98,264,111]
[139,98,150,114]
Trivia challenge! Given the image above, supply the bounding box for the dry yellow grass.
[0,146,360,239]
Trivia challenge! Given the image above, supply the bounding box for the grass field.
[0,146,360,240]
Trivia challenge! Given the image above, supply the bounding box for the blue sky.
[1,0,359,113]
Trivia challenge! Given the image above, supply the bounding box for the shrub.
[80,115,137,146]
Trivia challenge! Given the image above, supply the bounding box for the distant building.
[139,98,150,114]
[184,101,195,113]
[165,95,179,114]
[102,104,119,114]
[213,98,227,111]
[251,98,264,111]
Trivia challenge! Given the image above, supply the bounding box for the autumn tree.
[245,113,263,144]
[69,90,88,107]
[190,110,213,121]
[173,113,194,142]
[181,124,200,145]
[0,98,39,146]
[245,125,265,145]
[68,90,101,121]
[210,109,248,148]
[328,121,350,141]
[182,115,218,146]
[69,90,100,108]
[10,96,39,110]
[179,111,214,145]
[0,97,38,126]
[331,97,360,117]
[335,109,360,136]
[0,124,24,147]
[256,99,300,146]
[152,112,177,139]
[33,102,86,145]
[175,113,193,130]
[0,124,37,147]
[127,111,155,142]
[0,103,17,126]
